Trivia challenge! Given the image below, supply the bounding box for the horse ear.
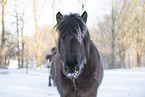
[56,12,62,23]
[81,11,88,23]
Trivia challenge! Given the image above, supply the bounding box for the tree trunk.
[4,56,7,68]
[26,59,28,73]
[119,51,126,68]
[52,0,58,45]
[135,0,144,67]
[33,0,41,67]
[15,0,21,68]
[17,17,20,68]
[81,0,86,13]
[0,0,7,67]
[110,0,116,68]
[19,0,25,68]
[21,27,24,68]
[21,15,24,68]
[111,43,115,68]
[136,50,141,67]
[21,42,24,68]
[118,42,126,68]
[133,0,144,67]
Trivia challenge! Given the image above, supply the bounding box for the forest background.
[0,0,145,69]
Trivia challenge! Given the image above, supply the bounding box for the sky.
[0,0,111,35]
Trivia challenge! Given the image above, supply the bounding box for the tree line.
[96,0,145,69]
[0,0,144,69]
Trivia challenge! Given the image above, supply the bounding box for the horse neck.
[86,40,100,70]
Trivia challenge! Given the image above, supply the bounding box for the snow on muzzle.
[63,65,80,79]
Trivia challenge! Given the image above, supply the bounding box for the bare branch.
[4,0,7,5]
[37,0,46,20]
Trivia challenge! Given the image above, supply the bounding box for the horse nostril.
[75,65,79,71]
[64,66,69,73]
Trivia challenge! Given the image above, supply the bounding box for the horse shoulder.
[87,40,104,85]
[51,53,60,82]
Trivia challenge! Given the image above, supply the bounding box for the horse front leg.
[48,75,51,86]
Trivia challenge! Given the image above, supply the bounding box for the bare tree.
[33,0,46,67]
[97,0,123,68]
[38,25,55,54]
[20,0,25,68]
[78,0,87,14]
[15,0,21,68]
[52,0,58,45]
[97,0,145,68]
[132,0,145,67]
[5,32,17,67]
[0,0,8,67]
[33,0,41,67]
[81,0,87,13]
[110,0,116,68]
[52,0,55,26]
[24,35,36,68]
[116,0,133,67]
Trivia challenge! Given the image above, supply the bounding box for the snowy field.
[0,67,145,97]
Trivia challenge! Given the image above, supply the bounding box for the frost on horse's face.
[51,11,103,97]
[56,12,88,79]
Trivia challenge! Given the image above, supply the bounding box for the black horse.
[51,11,104,97]
[46,47,57,86]
[46,47,57,63]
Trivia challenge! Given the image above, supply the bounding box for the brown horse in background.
[51,11,104,97]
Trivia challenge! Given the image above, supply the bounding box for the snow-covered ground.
[0,67,145,97]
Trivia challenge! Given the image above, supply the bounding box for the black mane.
[51,12,104,97]
[55,13,87,37]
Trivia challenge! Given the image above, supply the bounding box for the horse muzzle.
[63,64,80,79]
[64,64,79,73]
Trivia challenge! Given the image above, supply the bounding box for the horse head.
[56,11,89,79]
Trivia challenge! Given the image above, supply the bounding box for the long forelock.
[56,13,87,44]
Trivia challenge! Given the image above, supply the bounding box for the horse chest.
[76,73,97,89]
[57,71,96,96]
